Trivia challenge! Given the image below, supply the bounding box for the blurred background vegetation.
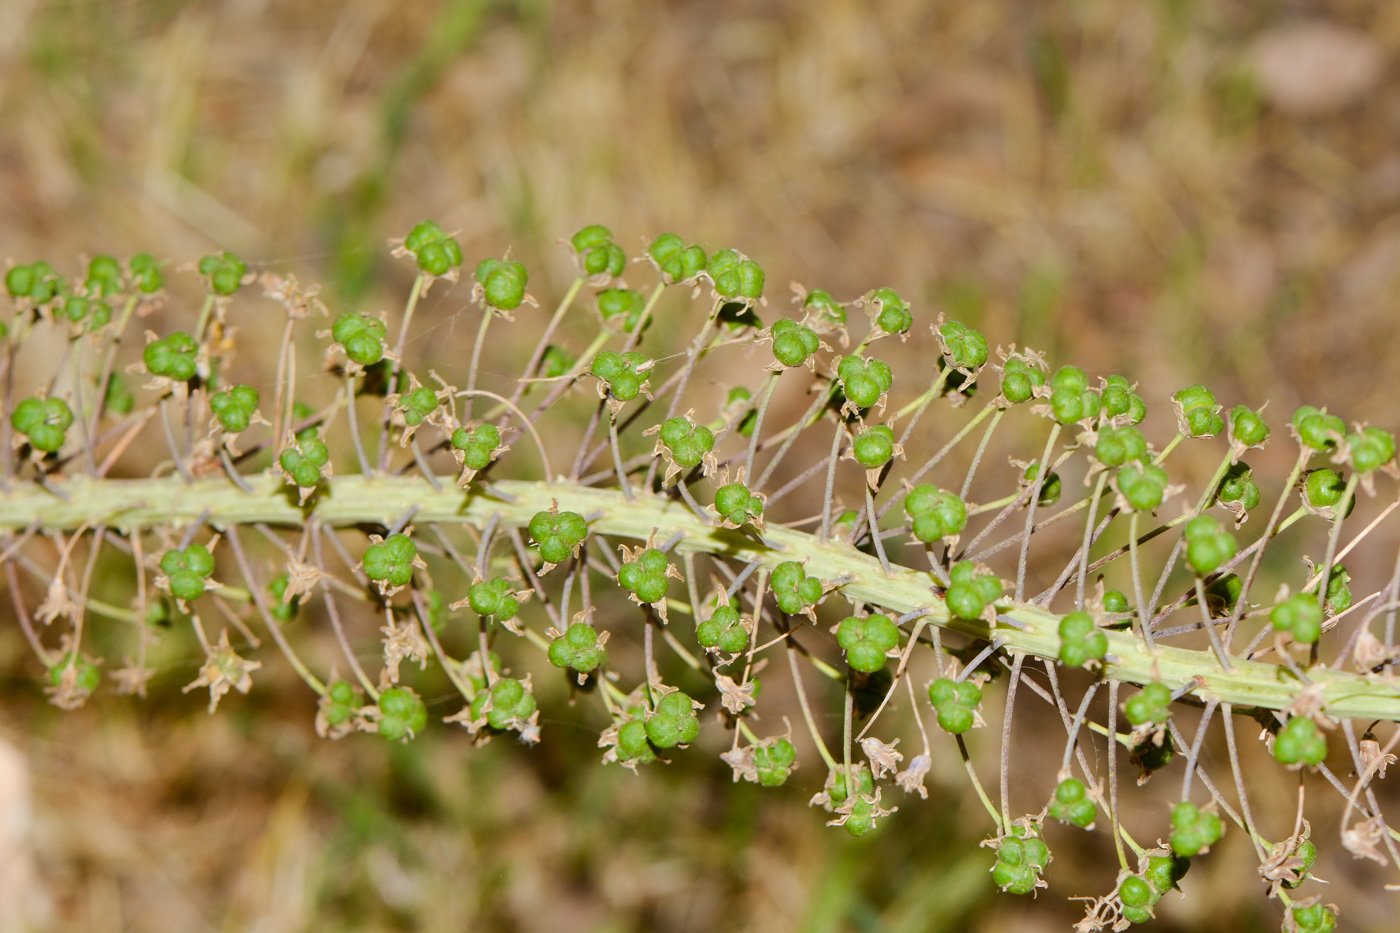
[3,0,1400,930]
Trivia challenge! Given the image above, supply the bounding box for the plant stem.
[7,474,1400,720]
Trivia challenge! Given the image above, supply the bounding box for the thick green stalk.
[6,474,1400,721]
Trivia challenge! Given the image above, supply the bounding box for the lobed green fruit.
[60,295,112,330]
[467,577,519,621]
[991,827,1049,895]
[571,224,626,278]
[1274,715,1327,768]
[10,396,73,453]
[658,416,714,469]
[1048,777,1096,827]
[770,318,820,367]
[81,254,122,294]
[1050,381,1101,424]
[1048,366,1101,424]
[753,738,796,787]
[129,253,164,292]
[1270,592,1323,644]
[161,543,216,603]
[1116,460,1169,512]
[648,232,707,284]
[827,766,881,838]
[1118,875,1156,910]
[617,547,671,604]
[697,605,749,654]
[6,260,62,302]
[1290,904,1336,933]
[803,288,845,328]
[528,509,589,565]
[928,676,981,734]
[1217,462,1260,512]
[597,288,647,333]
[197,251,248,295]
[714,482,763,527]
[836,614,899,672]
[538,344,575,379]
[331,312,387,366]
[1058,611,1108,668]
[1103,589,1131,615]
[279,434,329,489]
[378,686,428,741]
[1205,573,1243,615]
[1169,800,1223,857]
[104,376,134,416]
[944,560,1002,620]
[474,257,529,311]
[1125,682,1172,727]
[591,349,650,402]
[144,331,199,381]
[267,572,303,623]
[362,534,417,588]
[469,677,538,731]
[1096,425,1147,467]
[836,355,893,409]
[1183,514,1237,576]
[1325,565,1352,615]
[1023,461,1062,505]
[1143,853,1189,894]
[708,248,764,300]
[1174,384,1224,437]
[770,561,823,615]
[397,385,438,426]
[1101,374,1146,423]
[852,424,895,469]
[405,220,464,276]
[1293,405,1345,452]
[1230,404,1269,447]
[840,795,880,837]
[1283,839,1316,889]
[904,484,966,543]
[48,652,100,695]
[616,719,658,764]
[451,423,503,471]
[939,319,988,369]
[868,286,911,334]
[827,765,876,807]
[1349,427,1397,473]
[210,384,259,434]
[415,236,465,277]
[1303,468,1347,512]
[645,691,700,748]
[1001,357,1045,404]
[322,680,361,727]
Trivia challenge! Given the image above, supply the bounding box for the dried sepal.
[182,628,261,714]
